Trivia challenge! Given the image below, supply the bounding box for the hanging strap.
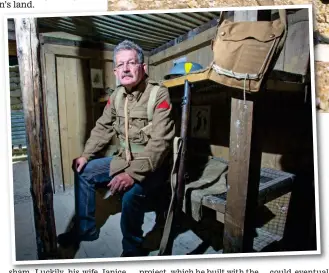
[278,9,287,27]
[277,9,288,53]
[147,85,160,122]
[158,136,182,255]
[124,96,132,162]
[115,88,124,114]
[211,11,225,51]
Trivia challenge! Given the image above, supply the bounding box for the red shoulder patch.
[107,98,111,106]
[157,100,170,109]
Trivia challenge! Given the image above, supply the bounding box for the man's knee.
[76,161,93,181]
[77,157,111,181]
[122,184,146,211]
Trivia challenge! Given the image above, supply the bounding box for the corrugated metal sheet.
[36,12,222,51]
[11,110,27,148]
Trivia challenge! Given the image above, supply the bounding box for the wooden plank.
[104,60,116,90]
[216,212,225,223]
[150,18,219,56]
[149,27,217,66]
[223,96,263,253]
[40,44,55,194]
[274,9,310,75]
[65,58,79,186]
[56,57,93,186]
[43,43,114,61]
[162,70,305,92]
[56,57,71,186]
[77,58,93,154]
[90,58,102,128]
[282,12,310,76]
[43,53,64,190]
[14,18,57,259]
[40,35,118,52]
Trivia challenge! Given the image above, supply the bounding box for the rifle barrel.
[176,80,191,215]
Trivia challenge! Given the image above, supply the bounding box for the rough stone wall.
[10,65,23,110]
[313,1,329,112]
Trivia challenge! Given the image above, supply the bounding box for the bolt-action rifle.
[158,79,191,255]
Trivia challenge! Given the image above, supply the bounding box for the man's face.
[114,49,147,90]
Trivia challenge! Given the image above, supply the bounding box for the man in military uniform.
[58,40,175,257]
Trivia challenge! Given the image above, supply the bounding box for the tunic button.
[129,125,132,129]
[128,95,134,101]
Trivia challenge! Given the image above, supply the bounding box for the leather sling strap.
[158,137,182,255]
[124,96,131,162]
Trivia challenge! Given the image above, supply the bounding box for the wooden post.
[15,18,57,259]
[223,95,263,253]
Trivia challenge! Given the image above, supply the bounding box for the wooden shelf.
[161,67,307,92]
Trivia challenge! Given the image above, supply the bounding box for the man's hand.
[72,156,88,173]
[107,173,135,195]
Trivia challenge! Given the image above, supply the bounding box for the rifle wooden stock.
[158,80,191,255]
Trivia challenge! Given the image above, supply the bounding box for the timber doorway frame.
[40,38,115,191]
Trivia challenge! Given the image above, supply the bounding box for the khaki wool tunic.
[82,76,175,182]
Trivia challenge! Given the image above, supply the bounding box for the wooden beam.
[41,52,65,191]
[223,95,263,253]
[40,35,119,53]
[150,18,219,56]
[162,69,306,91]
[42,43,115,61]
[148,26,217,66]
[15,18,57,259]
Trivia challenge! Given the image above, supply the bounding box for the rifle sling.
[158,137,182,255]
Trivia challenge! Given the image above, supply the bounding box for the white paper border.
[3,3,320,266]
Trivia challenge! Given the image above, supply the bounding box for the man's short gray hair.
[113,40,144,66]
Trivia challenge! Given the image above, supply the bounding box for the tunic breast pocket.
[129,111,150,143]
